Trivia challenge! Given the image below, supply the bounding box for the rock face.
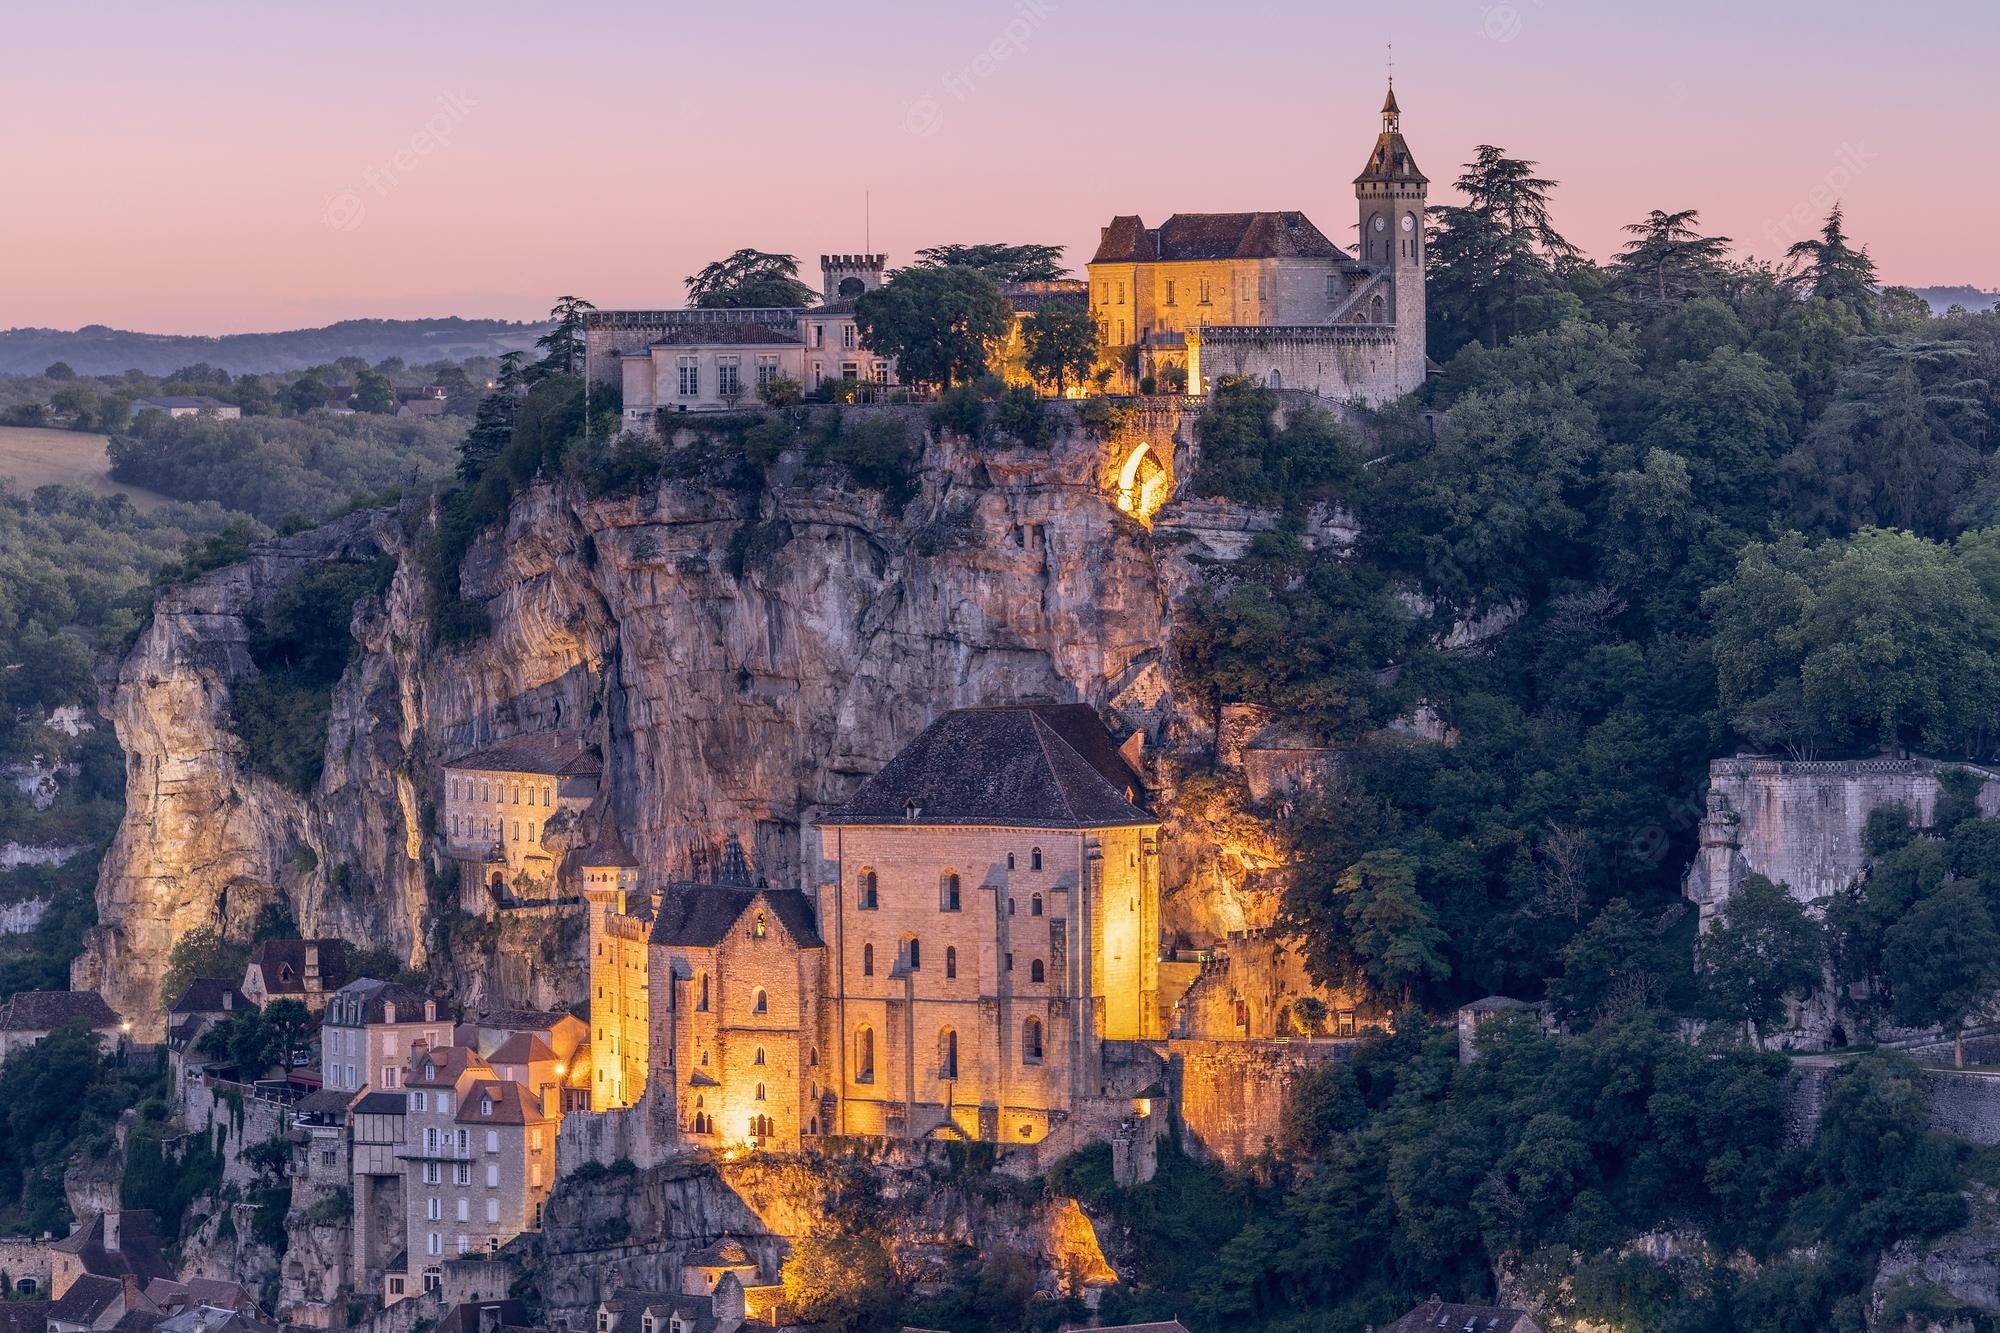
[85,408,1346,1037]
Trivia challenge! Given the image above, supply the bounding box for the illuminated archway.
[1115,442,1171,524]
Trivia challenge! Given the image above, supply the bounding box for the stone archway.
[1115,441,1172,523]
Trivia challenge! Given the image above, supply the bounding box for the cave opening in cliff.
[1115,441,1171,524]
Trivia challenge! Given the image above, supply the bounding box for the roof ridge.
[1025,711,1083,821]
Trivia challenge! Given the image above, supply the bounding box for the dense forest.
[0,318,543,377]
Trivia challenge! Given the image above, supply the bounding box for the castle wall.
[1194,327,1407,404]
[1168,1038,1341,1165]
[1686,757,2000,922]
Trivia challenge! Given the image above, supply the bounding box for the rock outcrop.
[81,407,1350,1036]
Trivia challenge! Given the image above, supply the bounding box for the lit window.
[753,987,768,1014]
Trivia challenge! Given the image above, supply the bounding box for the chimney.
[222,991,233,1011]
[478,1306,502,1333]
[305,944,322,990]
[103,1212,121,1252]
[122,1274,141,1312]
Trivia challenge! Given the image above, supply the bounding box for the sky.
[1,0,1993,334]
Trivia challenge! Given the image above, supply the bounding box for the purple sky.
[1,0,1991,333]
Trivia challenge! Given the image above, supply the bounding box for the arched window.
[1022,1016,1044,1063]
[810,1046,820,1067]
[753,911,767,939]
[1008,899,1016,916]
[1031,959,1045,983]
[697,972,710,1012]
[907,937,921,971]
[1030,847,1043,871]
[939,1028,958,1079]
[855,1025,875,1082]
[859,868,879,910]
[752,986,768,1014]
[1007,852,1016,870]
[945,946,957,979]
[942,870,961,912]
[1030,894,1043,917]
[754,1082,766,1101]
[862,944,874,977]
[754,1046,766,1066]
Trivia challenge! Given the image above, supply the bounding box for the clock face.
[1401,214,1415,232]
[1372,216,1385,232]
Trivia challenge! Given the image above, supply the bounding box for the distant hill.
[0,318,550,377]
[1910,285,2000,316]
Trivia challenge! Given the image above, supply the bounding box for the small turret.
[821,253,886,304]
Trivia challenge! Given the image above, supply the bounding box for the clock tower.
[1354,81,1429,395]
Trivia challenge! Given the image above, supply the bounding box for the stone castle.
[582,85,1428,413]
[576,704,1171,1160]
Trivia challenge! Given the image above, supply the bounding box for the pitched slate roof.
[244,939,348,995]
[1089,212,1344,264]
[0,989,119,1031]
[351,1090,408,1115]
[48,1274,127,1327]
[50,1212,171,1286]
[0,1301,50,1333]
[456,1079,547,1126]
[444,733,602,778]
[647,324,801,347]
[578,815,641,869]
[324,978,436,1027]
[650,886,824,950]
[487,1032,558,1066]
[166,979,248,1017]
[1381,1298,1539,1333]
[818,704,1151,828]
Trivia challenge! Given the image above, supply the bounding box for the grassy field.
[0,426,173,510]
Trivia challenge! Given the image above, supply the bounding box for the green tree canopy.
[853,266,1011,391]
[1019,302,1099,396]
[913,242,1068,283]
[684,250,818,309]
[1697,875,1823,1042]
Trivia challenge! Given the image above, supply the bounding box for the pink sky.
[1,0,1992,334]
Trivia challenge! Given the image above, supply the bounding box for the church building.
[579,703,1164,1153]
[1087,84,1429,402]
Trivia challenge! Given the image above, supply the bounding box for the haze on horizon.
[1,0,1992,335]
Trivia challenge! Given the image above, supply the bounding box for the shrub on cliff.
[232,556,395,793]
[1189,376,1362,508]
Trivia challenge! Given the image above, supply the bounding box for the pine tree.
[1613,208,1732,310]
[1786,204,1879,326]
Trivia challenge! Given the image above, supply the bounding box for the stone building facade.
[441,734,603,896]
[579,703,1167,1156]
[584,256,898,430]
[319,980,445,1095]
[1685,755,2000,923]
[1088,85,1428,403]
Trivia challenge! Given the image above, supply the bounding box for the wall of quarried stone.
[1686,757,2000,922]
[1168,1038,1341,1165]
[0,1237,52,1296]
[1786,1062,2000,1146]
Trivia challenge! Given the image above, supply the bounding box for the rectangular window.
[842,324,857,349]
[530,1162,543,1187]
[457,1199,469,1222]
[456,1234,469,1255]
[840,362,858,381]
[717,357,741,397]
[811,362,824,388]
[873,362,889,385]
[812,324,824,349]
[1117,281,1126,303]
[1257,276,1268,301]
[427,1196,441,1220]
[424,1162,441,1185]
[486,1198,500,1223]
[755,355,781,386]
[427,1232,441,1256]
[486,1130,499,1153]
[1164,280,1176,307]
[1325,274,1338,301]
[1198,277,1211,305]
[455,1163,471,1186]
[486,1163,499,1187]
[677,357,699,397]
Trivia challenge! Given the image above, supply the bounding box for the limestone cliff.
[82,407,1334,1035]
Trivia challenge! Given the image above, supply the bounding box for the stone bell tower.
[1354,81,1429,395]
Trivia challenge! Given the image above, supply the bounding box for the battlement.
[820,253,885,271]
[1197,323,1399,344]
